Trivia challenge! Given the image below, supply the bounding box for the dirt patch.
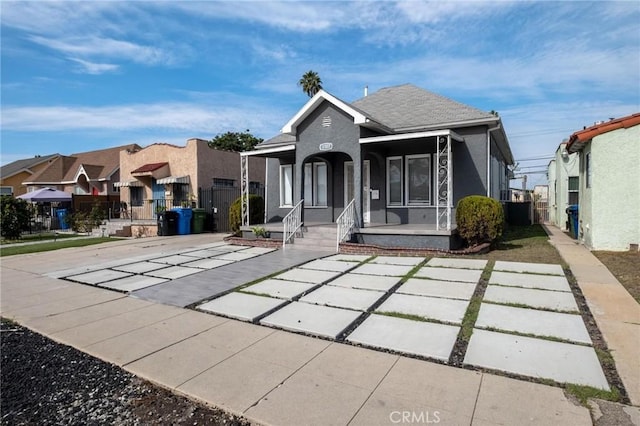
[592,250,640,303]
[468,225,562,265]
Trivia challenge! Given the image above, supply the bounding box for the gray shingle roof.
[351,84,495,131]
[0,154,59,179]
[259,133,297,147]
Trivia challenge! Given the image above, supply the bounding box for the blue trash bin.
[566,205,579,238]
[56,208,69,230]
[172,208,193,235]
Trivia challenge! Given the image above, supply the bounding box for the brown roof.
[131,162,169,173]
[567,113,640,153]
[26,144,141,183]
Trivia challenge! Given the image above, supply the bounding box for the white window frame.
[279,164,294,207]
[568,176,579,205]
[304,161,328,207]
[386,156,403,206]
[405,154,431,205]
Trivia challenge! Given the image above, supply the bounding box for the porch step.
[293,225,337,250]
[93,221,132,237]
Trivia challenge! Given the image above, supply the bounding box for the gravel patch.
[1,318,252,425]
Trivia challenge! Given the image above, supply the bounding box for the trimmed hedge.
[229,194,265,234]
[456,195,504,247]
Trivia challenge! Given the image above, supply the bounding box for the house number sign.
[319,143,333,151]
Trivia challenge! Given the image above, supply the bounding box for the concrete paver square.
[2,283,102,311]
[476,303,591,344]
[494,260,564,276]
[464,329,609,390]
[240,246,277,255]
[180,258,233,269]
[85,310,224,366]
[111,262,170,274]
[6,291,124,322]
[144,266,201,280]
[414,266,482,283]
[246,371,371,426]
[100,275,168,292]
[328,273,400,292]
[370,256,424,266]
[347,314,459,361]
[489,270,571,292]
[66,269,132,285]
[198,292,287,321]
[427,257,487,270]
[240,331,331,370]
[148,255,197,265]
[180,249,220,258]
[376,293,469,324]
[300,286,385,311]
[208,244,249,252]
[177,353,294,412]
[473,373,592,426]
[351,263,414,277]
[242,279,316,300]
[398,278,476,300]
[273,268,342,284]
[198,292,288,322]
[373,357,482,419]
[484,285,579,312]
[323,254,370,262]
[260,302,362,339]
[299,259,356,273]
[212,251,258,261]
[298,342,397,390]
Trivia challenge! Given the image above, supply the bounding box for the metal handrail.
[336,199,357,252]
[282,199,304,248]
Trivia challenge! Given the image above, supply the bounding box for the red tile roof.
[567,113,640,153]
[131,162,169,173]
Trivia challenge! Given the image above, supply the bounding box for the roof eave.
[394,116,500,133]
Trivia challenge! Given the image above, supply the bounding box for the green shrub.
[68,203,105,233]
[456,195,504,247]
[229,194,265,234]
[0,196,31,240]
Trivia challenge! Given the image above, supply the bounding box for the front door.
[344,160,370,224]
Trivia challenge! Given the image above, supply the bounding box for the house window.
[585,152,591,188]
[279,164,294,207]
[0,187,13,196]
[387,157,403,206]
[406,154,431,205]
[568,177,579,205]
[249,181,262,192]
[130,187,143,207]
[213,178,235,187]
[173,184,189,205]
[304,162,327,207]
[112,183,120,193]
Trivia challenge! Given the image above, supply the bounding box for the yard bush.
[229,194,265,234]
[67,202,106,233]
[0,196,31,240]
[456,195,504,247]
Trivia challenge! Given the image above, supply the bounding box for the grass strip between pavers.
[0,237,121,256]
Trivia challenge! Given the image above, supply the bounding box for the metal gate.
[534,199,549,224]
[198,186,264,233]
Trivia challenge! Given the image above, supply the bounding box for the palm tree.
[298,70,323,97]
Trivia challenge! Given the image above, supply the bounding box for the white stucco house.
[547,141,580,231]
[566,113,640,251]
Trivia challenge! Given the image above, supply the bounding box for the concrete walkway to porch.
[544,224,640,406]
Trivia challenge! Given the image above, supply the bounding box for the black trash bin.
[157,211,178,236]
[566,205,579,238]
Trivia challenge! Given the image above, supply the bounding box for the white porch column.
[436,135,452,230]
[240,155,249,226]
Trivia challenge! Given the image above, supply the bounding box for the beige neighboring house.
[566,113,640,251]
[117,138,265,219]
[0,154,60,196]
[23,145,140,196]
[547,142,580,230]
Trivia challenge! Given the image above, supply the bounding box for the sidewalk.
[545,225,640,406]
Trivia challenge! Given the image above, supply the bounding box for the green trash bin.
[191,208,207,234]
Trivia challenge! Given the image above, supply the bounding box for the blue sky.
[1,1,639,188]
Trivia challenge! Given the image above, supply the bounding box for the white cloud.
[68,58,120,75]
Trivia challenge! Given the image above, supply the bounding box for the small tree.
[456,195,504,247]
[0,196,31,240]
[208,130,263,152]
[229,194,265,234]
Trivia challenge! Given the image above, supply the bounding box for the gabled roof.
[25,144,140,184]
[131,162,169,174]
[567,113,640,153]
[352,84,497,131]
[0,154,59,179]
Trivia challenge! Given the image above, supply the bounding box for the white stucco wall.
[580,124,640,250]
[548,143,579,230]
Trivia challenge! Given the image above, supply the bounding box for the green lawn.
[472,224,563,265]
[1,232,80,245]
[0,237,122,257]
